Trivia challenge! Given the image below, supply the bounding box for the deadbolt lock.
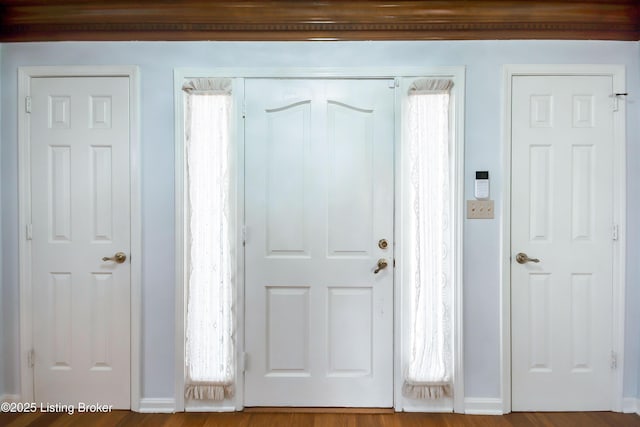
[378,239,389,250]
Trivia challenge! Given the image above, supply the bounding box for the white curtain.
[183,78,235,401]
[403,79,454,400]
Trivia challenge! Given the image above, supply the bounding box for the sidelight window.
[182,78,235,401]
[403,79,454,400]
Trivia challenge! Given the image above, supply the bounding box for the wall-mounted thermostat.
[475,171,489,199]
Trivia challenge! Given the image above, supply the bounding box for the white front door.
[244,79,395,407]
[30,76,131,408]
[511,75,615,411]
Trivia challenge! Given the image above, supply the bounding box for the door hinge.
[242,225,247,246]
[612,224,619,241]
[26,224,33,240]
[612,93,627,112]
[242,99,246,119]
[27,349,35,368]
[388,78,399,89]
[241,352,248,373]
[611,351,618,370]
[25,96,32,113]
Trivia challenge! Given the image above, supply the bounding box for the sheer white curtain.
[403,79,454,400]
[183,78,235,401]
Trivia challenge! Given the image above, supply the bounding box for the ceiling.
[1,0,638,42]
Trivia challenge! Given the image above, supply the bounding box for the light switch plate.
[467,200,494,219]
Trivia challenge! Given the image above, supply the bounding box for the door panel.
[327,100,374,256]
[30,76,131,408]
[511,75,614,411]
[244,79,394,407]
[265,100,310,257]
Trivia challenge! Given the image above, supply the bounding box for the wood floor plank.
[1,410,639,427]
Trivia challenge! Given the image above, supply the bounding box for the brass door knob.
[102,252,127,264]
[516,252,540,264]
[374,258,388,274]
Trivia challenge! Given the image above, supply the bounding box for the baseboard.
[138,397,176,413]
[245,407,394,414]
[464,397,504,415]
[399,395,454,413]
[1,394,176,413]
[185,403,236,412]
[622,397,640,415]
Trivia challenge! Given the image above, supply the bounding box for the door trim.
[501,64,627,413]
[174,67,465,413]
[17,66,142,410]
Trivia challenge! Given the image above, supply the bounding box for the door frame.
[500,64,627,413]
[174,67,465,413]
[17,66,142,410]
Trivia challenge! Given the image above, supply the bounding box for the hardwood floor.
[1,410,639,427]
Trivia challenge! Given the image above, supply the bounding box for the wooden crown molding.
[1,1,639,42]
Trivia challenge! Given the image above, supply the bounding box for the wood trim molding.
[1,1,639,42]
[244,407,395,414]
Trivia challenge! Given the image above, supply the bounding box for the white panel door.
[30,77,131,408]
[244,79,394,407]
[511,75,614,411]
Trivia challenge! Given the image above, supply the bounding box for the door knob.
[516,252,540,264]
[374,258,388,274]
[102,252,127,264]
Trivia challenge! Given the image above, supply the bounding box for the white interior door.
[30,76,131,408]
[511,75,615,411]
[244,79,395,407]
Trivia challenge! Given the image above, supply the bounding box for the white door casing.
[243,79,395,407]
[27,75,131,408]
[510,75,617,411]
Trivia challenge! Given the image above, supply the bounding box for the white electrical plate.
[467,200,494,219]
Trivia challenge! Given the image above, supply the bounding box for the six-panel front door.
[511,75,615,411]
[244,79,395,407]
[30,76,131,408]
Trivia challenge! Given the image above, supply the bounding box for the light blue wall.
[1,40,638,403]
